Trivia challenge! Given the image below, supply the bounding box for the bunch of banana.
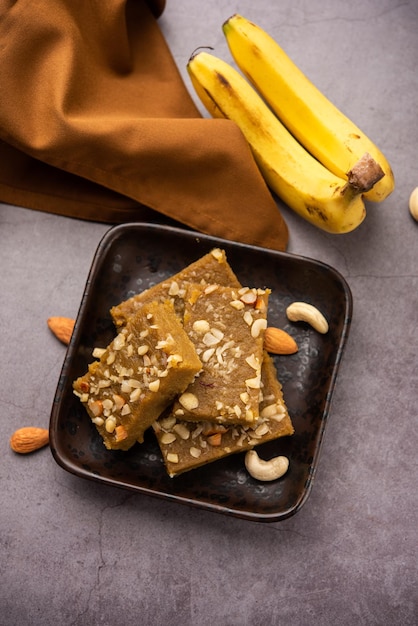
[222,14,394,203]
[187,50,385,234]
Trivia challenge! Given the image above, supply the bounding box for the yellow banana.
[187,50,384,234]
[223,14,394,202]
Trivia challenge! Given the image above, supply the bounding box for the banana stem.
[347,152,385,194]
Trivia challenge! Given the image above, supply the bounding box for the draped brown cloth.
[0,0,288,251]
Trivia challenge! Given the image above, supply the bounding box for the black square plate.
[50,223,352,522]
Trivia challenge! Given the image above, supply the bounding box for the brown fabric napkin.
[0,0,288,251]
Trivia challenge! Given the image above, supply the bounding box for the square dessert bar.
[111,248,241,328]
[153,353,294,477]
[73,300,202,450]
[170,282,270,425]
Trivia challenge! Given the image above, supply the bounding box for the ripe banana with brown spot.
[223,14,394,202]
[187,50,384,234]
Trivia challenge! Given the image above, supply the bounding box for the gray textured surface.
[1,1,417,624]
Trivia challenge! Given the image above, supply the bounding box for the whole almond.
[10,427,49,454]
[264,327,298,355]
[47,316,75,345]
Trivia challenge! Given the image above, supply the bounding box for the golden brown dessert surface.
[110,248,241,328]
[170,282,270,425]
[73,300,202,450]
[73,248,294,476]
[154,353,294,477]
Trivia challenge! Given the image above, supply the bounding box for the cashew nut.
[409,187,418,222]
[286,301,329,334]
[244,449,289,481]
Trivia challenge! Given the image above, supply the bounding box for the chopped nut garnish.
[211,248,223,261]
[245,353,260,370]
[161,432,177,444]
[230,299,245,310]
[207,433,222,446]
[148,379,160,392]
[245,375,261,389]
[97,379,111,389]
[243,310,253,326]
[102,398,113,412]
[255,296,267,311]
[193,320,211,334]
[201,347,215,362]
[112,394,125,410]
[113,333,126,351]
[106,352,116,365]
[88,399,103,417]
[202,423,227,436]
[173,423,191,440]
[240,290,258,305]
[240,391,250,404]
[121,404,131,416]
[168,281,180,296]
[251,318,268,338]
[114,425,128,442]
[233,404,242,417]
[245,409,255,421]
[204,284,219,294]
[202,329,224,346]
[178,392,199,411]
[261,403,282,419]
[105,416,116,433]
[254,423,270,437]
[167,354,184,367]
[129,388,142,402]
[160,415,177,429]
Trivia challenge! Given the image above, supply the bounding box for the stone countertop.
[1,1,417,624]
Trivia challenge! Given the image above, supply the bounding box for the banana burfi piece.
[73,300,202,451]
[111,248,241,327]
[171,283,270,425]
[154,353,294,477]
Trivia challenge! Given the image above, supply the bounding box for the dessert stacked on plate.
[73,248,294,477]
